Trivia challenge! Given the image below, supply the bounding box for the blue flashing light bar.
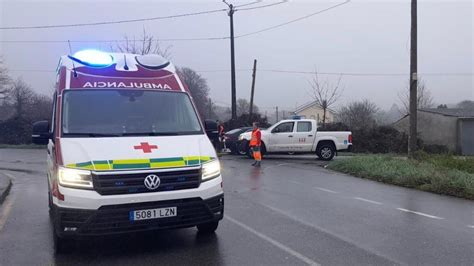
[69,50,113,67]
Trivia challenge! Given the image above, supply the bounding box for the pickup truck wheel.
[317,144,335,161]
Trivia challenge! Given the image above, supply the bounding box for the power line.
[235,0,288,11]
[7,68,473,77]
[258,69,474,77]
[0,36,229,43]
[0,8,227,30]
[235,0,351,38]
[234,0,262,8]
[1,0,347,40]
[0,1,288,31]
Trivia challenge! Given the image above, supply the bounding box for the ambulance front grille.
[92,168,201,195]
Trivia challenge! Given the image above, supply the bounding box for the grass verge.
[0,144,46,149]
[328,155,474,200]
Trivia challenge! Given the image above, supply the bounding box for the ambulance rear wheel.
[197,221,219,234]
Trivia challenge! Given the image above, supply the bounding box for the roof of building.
[420,108,474,117]
[294,101,336,114]
[393,108,474,125]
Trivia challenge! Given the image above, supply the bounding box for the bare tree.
[10,78,36,118]
[112,28,172,58]
[398,79,434,114]
[0,57,11,101]
[457,100,474,110]
[337,100,379,130]
[177,67,210,119]
[308,71,343,127]
[236,98,259,117]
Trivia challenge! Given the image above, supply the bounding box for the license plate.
[129,207,177,221]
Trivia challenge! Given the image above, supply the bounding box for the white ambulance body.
[32,50,223,252]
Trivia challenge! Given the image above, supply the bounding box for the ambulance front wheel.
[197,221,219,234]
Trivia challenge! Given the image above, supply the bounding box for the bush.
[320,123,436,154]
[224,113,271,130]
[422,144,450,154]
[329,155,474,200]
[0,117,33,144]
[318,122,350,131]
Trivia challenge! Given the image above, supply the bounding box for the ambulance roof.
[55,50,187,93]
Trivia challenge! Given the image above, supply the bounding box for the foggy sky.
[0,0,472,113]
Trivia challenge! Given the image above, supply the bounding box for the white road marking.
[314,187,338,194]
[396,208,444,220]
[354,197,383,205]
[288,180,303,185]
[225,215,320,266]
[2,172,16,180]
[467,225,474,229]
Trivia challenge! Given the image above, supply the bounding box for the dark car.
[224,127,252,154]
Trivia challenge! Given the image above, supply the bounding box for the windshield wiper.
[63,133,122,137]
[121,132,181,136]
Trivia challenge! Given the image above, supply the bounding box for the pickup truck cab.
[239,118,352,160]
[31,50,223,252]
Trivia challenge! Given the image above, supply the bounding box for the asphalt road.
[0,149,473,265]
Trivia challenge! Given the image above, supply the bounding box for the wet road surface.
[0,149,473,265]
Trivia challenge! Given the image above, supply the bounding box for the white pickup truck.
[239,118,352,160]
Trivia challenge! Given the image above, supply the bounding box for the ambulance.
[32,50,224,252]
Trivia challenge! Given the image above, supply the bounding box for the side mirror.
[271,128,279,134]
[204,120,218,140]
[32,120,50,145]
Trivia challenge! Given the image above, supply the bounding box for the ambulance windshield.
[61,90,203,136]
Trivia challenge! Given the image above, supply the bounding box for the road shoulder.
[0,173,12,205]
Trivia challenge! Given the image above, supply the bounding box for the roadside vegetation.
[328,152,474,200]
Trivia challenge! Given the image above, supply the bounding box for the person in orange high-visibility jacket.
[249,122,262,167]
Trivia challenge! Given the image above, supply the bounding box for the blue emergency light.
[69,49,114,67]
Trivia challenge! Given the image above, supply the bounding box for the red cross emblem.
[134,142,158,153]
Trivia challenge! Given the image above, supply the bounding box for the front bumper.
[55,174,223,210]
[53,194,224,237]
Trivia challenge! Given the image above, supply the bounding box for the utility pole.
[249,59,257,118]
[276,106,279,123]
[408,0,418,157]
[223,1,237,123]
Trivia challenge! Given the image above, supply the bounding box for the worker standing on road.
[249,122,262,167]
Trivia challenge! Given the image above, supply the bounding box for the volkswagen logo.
[144,174,161,190]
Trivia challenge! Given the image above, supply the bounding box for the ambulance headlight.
[202,160,221,181]
[58,167,93,189]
